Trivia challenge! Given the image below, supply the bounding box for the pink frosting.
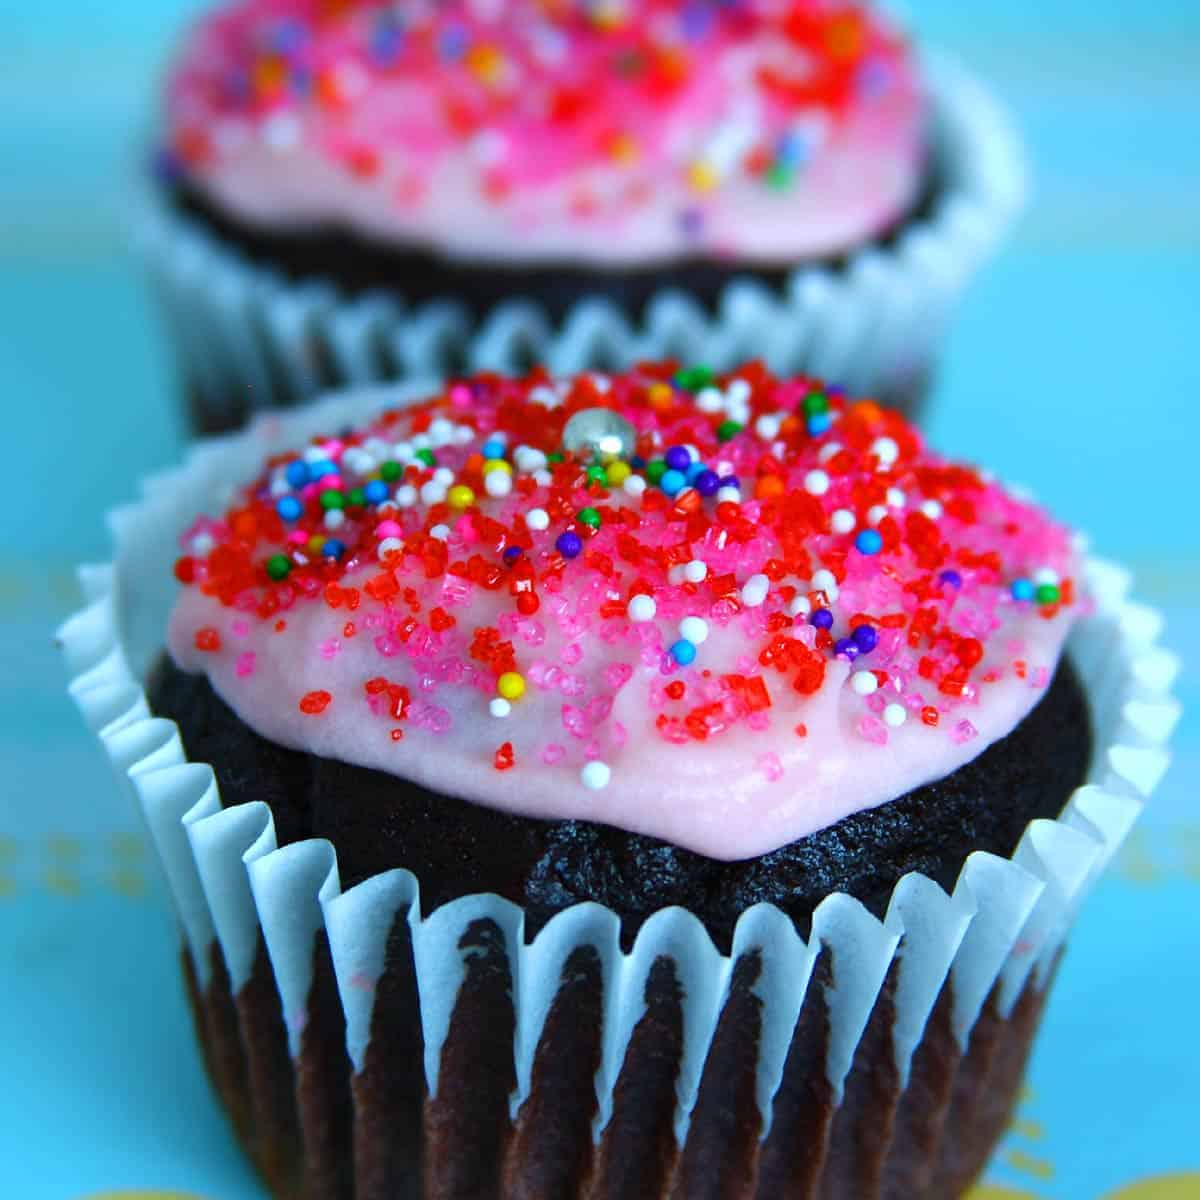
[164,1,925,264]
[164,366,1082,861]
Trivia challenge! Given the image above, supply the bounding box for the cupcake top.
[167,364,1082,860]
[163,0,924,265]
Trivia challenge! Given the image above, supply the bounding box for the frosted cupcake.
[62,365,1174,1199]
[143,0,1024,431]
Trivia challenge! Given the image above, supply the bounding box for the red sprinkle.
[299,690,332,715]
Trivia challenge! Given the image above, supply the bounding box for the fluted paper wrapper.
[133,56,1025,434]
[60,394,1178,1199]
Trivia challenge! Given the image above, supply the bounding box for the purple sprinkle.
[938,569,963,589]
[556,531,583,559]
[502,546,524,564]
[694,469,721,496]
[834,638,860,661]
[852,624,878,653]
[664,445,692,472]
[810,608,834,631]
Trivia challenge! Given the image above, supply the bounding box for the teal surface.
[1,4,1197,1198]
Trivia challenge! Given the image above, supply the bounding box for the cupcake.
[61,364,1175,1199]
[142,0,1025,432]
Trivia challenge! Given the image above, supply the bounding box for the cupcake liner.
[59,396,1178,1198]
[133,55,1025,430]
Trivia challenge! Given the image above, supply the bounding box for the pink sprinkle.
[858,714,889,746]
[230,618,251,638]
[376,520,403,539]
[449,384,472,408]
[318,638,340,660]
[562,704,589,739]
[952,719,978,745]
[586,695,613,722]
[604,663,633,690]
[562,642,583,666]
[1032,665,1050,689]
[560,674,586,697]
[758,752,784,782]
[747,711,770,732]
[456,516,479,545]
[542,743,565,765]
[527,661,549,686]
[287,530,308,545]
[235,651,256,678]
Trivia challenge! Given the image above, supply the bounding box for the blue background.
[0,2,1197,1197]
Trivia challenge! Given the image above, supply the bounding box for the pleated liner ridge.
[61,435,1178,1200]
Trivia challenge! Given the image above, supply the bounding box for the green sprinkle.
[266,554,291,581]
[1036,583,1061,605]
[803,391,829,416]
[547,452,565,465]
[645,460,668,485]
[346,487,366,508]
[717,419,743,442]
[380,460,402,482]
[415,449,436,468]
[320,489,345,511]
[578,506,602,529]
[675,365,714,391]
[765,163,795,191]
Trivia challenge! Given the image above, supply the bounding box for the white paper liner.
[59,393,1179,1151]
[132,55,1025,424]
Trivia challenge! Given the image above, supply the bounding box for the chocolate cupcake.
[61,365,1175,1199]
[140,1,1025,432]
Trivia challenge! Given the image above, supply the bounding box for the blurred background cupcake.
[142,0,1026,432]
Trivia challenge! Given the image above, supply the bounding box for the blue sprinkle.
[807,413,833,436]
[1011,578,1036,602]
[502,546,524,564]
[276,496,303,522]
[834,637,860,661]
[670,639,698,666]
[481,439,506,461]
[938,569,963,590]
[686,461,708,482]
[660,469,688,497]
[310,460,337,480]
[363,480,390,505]
[322,539,346,560]
[855,529,884,555]
[285,460,310,488]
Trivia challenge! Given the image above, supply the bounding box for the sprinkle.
[683,560,708,583]
[526,508,550,531]
[429,524,451,540]
[883,702,907,728]
[266,554,291,581]
[679,616,710,644]
[556,530,583,559]
[811,569,839,601]
[804,469,830,496]
[669,638,697,665]
[494,741,516,771]
[741,574,770,607]
[810,607,834,630]
[851,671,879,695]
[628,594,657,622]
[1011,578,1036,602]
[484,471,513,498]
[854,528,883,555]
[871,437,899,466]
[581,760,611,790]
[497,671,527,701]
[921,499,943,519]
[831,508,856,534]
[299,690,332,715]
[276,496,303,521]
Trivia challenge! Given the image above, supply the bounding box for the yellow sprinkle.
[497,672,526,701]
[482,459,513,475]
[448,485,477,510]
[307,534,325,553]
[687,160,719,193]
[606,461,632,486]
